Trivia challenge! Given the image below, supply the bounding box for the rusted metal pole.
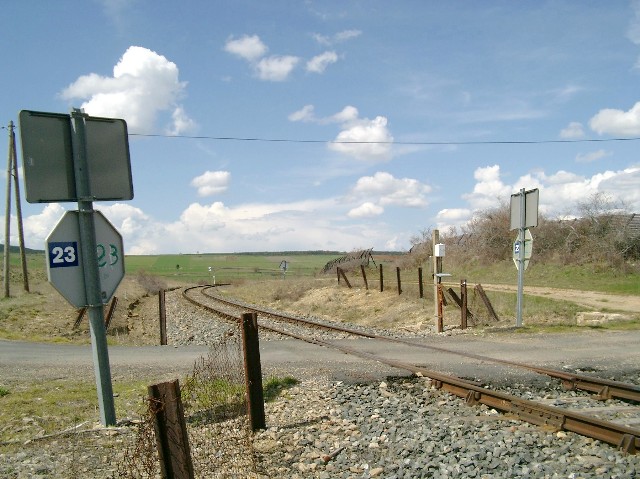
[437,284,444,332]
[73,308,87,329]
[461,279,468,330]
[396,267,402,295]
[104,296,118,330]
[379,264,384,292]
[241,312,266,431]
[360,265,368,290]
[159,289,167,345]
[418,267,424,298]
[148,379,195,479]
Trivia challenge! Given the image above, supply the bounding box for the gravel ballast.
[168,289,640,478]
[254,376,640,478]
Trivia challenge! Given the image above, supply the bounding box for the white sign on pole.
[46,211,124,308]
[513,229,533,270]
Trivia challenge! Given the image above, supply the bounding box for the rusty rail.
[183,286,640,453]
[195,286,640,404]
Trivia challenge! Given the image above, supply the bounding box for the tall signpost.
[510,188,539,327]
[19,108,133,426]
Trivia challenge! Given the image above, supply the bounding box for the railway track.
[181,285,640,454]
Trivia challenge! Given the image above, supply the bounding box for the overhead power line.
[128,132,640,146]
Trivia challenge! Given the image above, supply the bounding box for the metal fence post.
[241,312,266,431]
[159,289,167,345]
[461,279,468,330]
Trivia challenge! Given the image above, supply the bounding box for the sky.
[2,1,640,255]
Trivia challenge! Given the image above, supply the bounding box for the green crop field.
[124,252,344,283]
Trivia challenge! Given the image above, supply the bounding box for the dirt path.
[478,283,640,313]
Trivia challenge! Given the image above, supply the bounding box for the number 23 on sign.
[48,241,120,268]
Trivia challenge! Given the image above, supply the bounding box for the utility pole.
[2,121,29,297]
[3,122,12,297]
[9,121,28,292]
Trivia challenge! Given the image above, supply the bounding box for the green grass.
[0,378,150,444]
[447,260,640,295]
[125,252,343,283]
[263,376,299,402]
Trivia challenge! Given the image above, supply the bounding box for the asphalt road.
[2,329,639,384]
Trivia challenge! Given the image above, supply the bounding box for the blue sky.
[2,1,640,254]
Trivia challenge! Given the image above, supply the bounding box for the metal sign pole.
[516,188,525,327]
[70,108,116,426]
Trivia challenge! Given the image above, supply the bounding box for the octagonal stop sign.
[46,211,124,308]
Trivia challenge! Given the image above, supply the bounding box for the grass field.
[4,250,639,294]
[124,252,343,283]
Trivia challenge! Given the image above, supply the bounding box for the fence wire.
[113,329,258,478]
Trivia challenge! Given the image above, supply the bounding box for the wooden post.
[148,379,194,479]
[3,122,12,298]
[396,267,402,295]
[9,121,28,293]
[475,284,499,322]
[461,279,468,330]
[337,268,352,288]
[418,267,424,298]
[241,312,266,431]
[379,264,384,292]
[159,289,167,345]
[360,265,369,290]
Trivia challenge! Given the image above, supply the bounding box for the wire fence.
[113,329,258,478]
[0,328,258,478]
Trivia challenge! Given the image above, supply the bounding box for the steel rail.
[198,286,640,403]
[182,286,640,453]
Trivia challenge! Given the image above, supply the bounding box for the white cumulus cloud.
[329,109,394,162]
[589,101,640,136]
[348,202,384,218]
[60,46,194,135]
[350,172,431,208]
[224,34,268,61]
[255,55,300,81]
[190,171,231,197]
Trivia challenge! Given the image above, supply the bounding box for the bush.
[135,270,168,294]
